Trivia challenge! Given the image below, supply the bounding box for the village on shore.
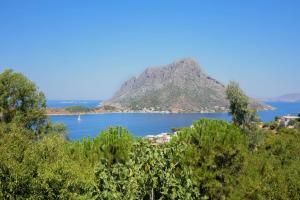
[46,105,230,116]
[145,114,300,145]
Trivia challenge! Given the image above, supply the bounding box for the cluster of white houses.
[277,115,300,127]
[145,114,300,144]
[145,132,175,144]
[145,125,195,144]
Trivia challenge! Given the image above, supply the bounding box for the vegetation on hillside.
[1,70,300,199]
[65,105,92,113]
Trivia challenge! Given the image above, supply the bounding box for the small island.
[46,105,118,115]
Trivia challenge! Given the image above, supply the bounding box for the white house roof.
[282,115,299,119]
[145,135,155,138]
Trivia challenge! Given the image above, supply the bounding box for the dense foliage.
[0,69,47,132]
[1,70,300,199]
[1,120,300,199]
[226,81,259,129]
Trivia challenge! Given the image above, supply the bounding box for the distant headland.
[260,93,300,103]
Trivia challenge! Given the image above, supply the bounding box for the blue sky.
[0,0,299,100]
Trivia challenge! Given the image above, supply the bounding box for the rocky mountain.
[103,58,268,113]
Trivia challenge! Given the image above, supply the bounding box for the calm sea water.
[48,101,300,140]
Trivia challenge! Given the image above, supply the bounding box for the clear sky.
[0,0,299,100]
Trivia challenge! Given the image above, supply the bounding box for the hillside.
[263,93,300,102]
[103,58,269,113]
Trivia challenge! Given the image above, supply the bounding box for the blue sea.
[47,100,101,108]
[48,100,300,140]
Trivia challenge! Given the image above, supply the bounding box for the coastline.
[46,109,231,116]
[47,104,275,116]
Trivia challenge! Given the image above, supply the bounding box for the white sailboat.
[77,114,81,121]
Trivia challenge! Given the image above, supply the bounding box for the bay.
[49,101,300,140]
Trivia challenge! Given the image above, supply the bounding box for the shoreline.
[47,106,275,116]
[47,110,231,116]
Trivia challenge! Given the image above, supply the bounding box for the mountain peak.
[143,58,206,78]
[103,58,227,112]
[102,58,268,112]
[174,57,198,65]
[168,57,201,70]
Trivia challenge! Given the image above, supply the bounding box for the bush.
[269,121,278,130]
[288,119,297,126]
[232,128,300,200]
[102,105,117,111]
[171,127,184,132]
[93,127,134,166]
[65,106,91,113]
[0,69,47,132]
[171,119,247,199]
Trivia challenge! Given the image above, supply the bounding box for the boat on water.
[77,114,81,121]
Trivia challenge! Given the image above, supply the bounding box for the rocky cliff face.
[103,58,267,112]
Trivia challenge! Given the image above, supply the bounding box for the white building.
[280,115,299,126]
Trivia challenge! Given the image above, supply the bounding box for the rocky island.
[102,58,270,113]
[47,58,271,115]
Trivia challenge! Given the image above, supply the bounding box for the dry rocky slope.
[103,58,270,113]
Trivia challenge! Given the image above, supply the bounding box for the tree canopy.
[226,81,258,129]
[0,69,47,132]
[1,70,300,199]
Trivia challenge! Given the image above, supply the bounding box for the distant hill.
[103,58,270,113]
[263,93,300,102]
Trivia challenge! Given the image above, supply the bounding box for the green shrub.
[171,119,247,199]
[65,106,91,113]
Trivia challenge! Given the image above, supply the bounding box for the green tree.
[93,159,142,200]
[92,128,141,199]
[171,119,247,199]
[232,128,300,200]
[95,126,134,166]
[0,123,92,199]
[65,105,91,113]
[274,116,281,121]
[23,134,92,199]
[0,124,33,199]
[226,81,258,128]
[0,69,47,132]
